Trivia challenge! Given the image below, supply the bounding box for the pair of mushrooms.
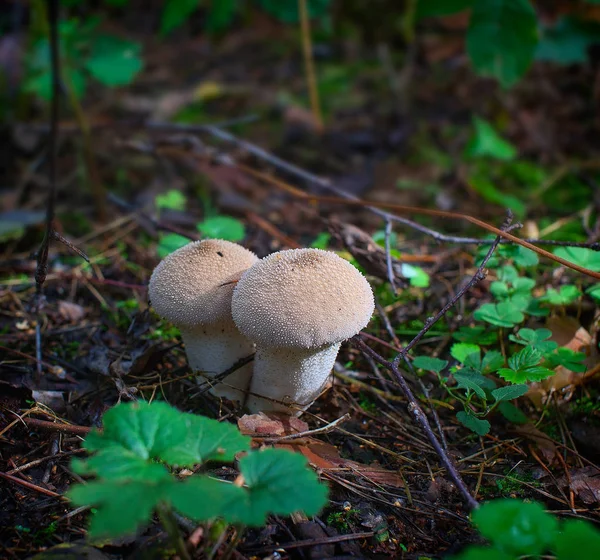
[148,239,374,415]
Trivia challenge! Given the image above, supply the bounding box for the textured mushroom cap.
[148,239,258,328]
[232,248,374,348]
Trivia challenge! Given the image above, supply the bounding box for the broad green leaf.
[225,448,328,526]
[498,265,518,283]
[169,476,244,521]
[413,356,448,373]
[161,0,200,35]
[456,411,490,436]
[157,233,190,258]
[453,326,497,345]
[206,0,238,32]
[197,216,245,242]
[400,263,430,288]
[473,499,557,556]
[508,328,557,353]
[510,245,539,267]
[68,478,175,538]
[454,373,487,400]
[474,301,524,328]
[490,281,509,299]
[544,348,587,373]
[466,0,538,87]
[464,117,517,161]
[416,0,472,19]
[451,546,514,560]
[491,384,528,402]
[81,402,250,469]
[508,346,541,371]
[587,284,600,302]
[85,34,143,86]
[540,285,581,306]
[498,401,528,424]
[536,17,597,65]
[467,171,526,217]
[155,190,186,211]
[553,247,600,272]
[554,520,600,560]
[512,276,536,293]
[310,232,331,249]
[72,447,170,481]
[498,365,554,384]
[451,343,480,364]
[481,350,505,373]
[258,0,331,23]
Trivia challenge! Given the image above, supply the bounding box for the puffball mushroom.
[148,239,258,403]
[232,248,375,414]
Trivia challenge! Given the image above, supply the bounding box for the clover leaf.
[553,247,600,272]
[508,328,558,353]
[474,301,524,328]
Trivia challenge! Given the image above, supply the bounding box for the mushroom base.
[180,323,254,403]
[245,342,342,415]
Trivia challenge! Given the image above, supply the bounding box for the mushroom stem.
[180,322,254,403]
[246,343,341,415]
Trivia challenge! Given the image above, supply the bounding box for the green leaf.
[258,0,331,23]
[540,285,582,306]
[79,402,250,472]
[509,346,542,370]
[206,0,238,32]
[224,448,329,526]
[536,17,598,65]
[451,343,481,364]
[492,384,529,402]
[169,476,244,522]
[413,356,448,373]
[587,284,600,302]
[400,263,430,288]
[155,190,187,211]
[554,520,600,560]
[85,34,143,86]
[454,373,487,399]
[453,326,497,345]
[416,0,473,19]
[157,233,190,259]
[68,478,175,538]
[553,247,600,272]
[498,401,529,424]
[481,350,505,374]
[473,499,557,556]
[464,117,517,160]
[161,0,201,35]
[456,411,490,436]
[310,232,331,249]
[474,301,524,328]
[451,546,514,560]
[197,216,245,242]
[508,328,557,353]
[544,348,587,373]
[466,0,538,87]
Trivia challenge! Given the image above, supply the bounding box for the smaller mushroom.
[148,239,258,403]
[232,248,374,414]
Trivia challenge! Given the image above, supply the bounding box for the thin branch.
[384,218,398,294]
[349,213,516,510]
[197,126,600,252]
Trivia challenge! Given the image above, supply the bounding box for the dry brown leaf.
[527,317,594,408]
[558,467,600,504]
[238,412,309,437]
[58,300,86,322]
[514,423,558,464]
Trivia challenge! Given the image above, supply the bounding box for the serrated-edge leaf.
[413,356,448,373]
[456,411,490,436]
[454,373,487,399]
[492,384,529,402]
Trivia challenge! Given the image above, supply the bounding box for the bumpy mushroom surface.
[148,239,258,402]
[232,248,374,414]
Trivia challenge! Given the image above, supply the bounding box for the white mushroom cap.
[149,239,258,328]
[232,248,374,349]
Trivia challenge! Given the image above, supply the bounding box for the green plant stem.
[156,503,191,560]
[64,75,107,221]
[220,525,245,560]
[298,0,323,132]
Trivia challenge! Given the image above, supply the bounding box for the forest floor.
[1,13,600,560]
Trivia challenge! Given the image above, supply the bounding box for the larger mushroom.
[232,248,374,414]
[148,239,258,403]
